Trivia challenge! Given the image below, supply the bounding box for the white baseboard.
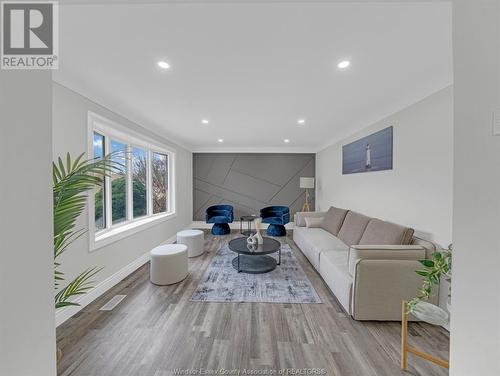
[55,235,177,327]
[190,221,295,230]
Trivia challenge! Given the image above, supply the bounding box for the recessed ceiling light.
[283,139,290,143]
[297,119,305,125]
[337,60,351,69]
[217,138,224,143]
[201,119,209,124]
[157,61,170,69]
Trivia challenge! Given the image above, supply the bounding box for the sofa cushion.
[319,250,353,314]
[305,217,324,228]
[359,219,414,245]
[320,206,349,236]
[337,211,371,246]
[293,227,348,269]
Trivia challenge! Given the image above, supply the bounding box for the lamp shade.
[300,177,315,189]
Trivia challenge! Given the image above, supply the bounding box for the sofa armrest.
[294,211,326,227]
[348,245,426,277]
[351,259,438,320]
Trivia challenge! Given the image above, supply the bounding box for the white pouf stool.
[176,229,205,258]
[150,244,188,285]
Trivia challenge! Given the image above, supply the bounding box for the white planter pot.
[413,301,450,326]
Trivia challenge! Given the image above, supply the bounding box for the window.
[89,112,175,248]
[152,152,168,214]
[132,147,147,218]
[110,140,127,225]
[93,132,106,231]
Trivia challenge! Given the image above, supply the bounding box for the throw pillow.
[320,206,349,235]
[305,217,324,228]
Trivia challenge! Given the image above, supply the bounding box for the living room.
[1,1,499,376]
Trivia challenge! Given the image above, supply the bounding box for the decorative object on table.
[246,217,263,244]
[240,214,257,236]
[247,235,256,245]
[299,177,315,211]
[401,301,449,371]
[150,244,188,285]
[408,244,453,313]
[191,243,321,303]
[342,126,393,174]
[254,217,264,243]
[260,206,290,236]
[176,229,205,258]
[205,204,234,235]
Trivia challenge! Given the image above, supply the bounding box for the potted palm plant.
[53,152,121,363]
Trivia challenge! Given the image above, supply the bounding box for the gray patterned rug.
[191,244,322,304]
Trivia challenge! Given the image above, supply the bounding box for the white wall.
[450,1,500,375]
[316,86,453,247]
[52,82,193,324]
[0,72,56,375]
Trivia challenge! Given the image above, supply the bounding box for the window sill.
[90,212,177,252]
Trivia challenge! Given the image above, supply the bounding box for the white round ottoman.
[176,229,205,258]
[150,244,188,285]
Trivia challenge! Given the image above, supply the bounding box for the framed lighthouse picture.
[342,126,393,174]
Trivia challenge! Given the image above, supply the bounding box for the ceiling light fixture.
[217,138,224,143]
[297,119,305,125]
[337,60,351,69]
[283,139,290,143]
[157,61,170,69]
[201,119,209,124]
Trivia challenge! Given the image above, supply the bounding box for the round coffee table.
[228,237,281,274]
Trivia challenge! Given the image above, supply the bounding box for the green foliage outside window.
[94,177,147,222]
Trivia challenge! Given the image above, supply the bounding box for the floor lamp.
[300,177,315,212]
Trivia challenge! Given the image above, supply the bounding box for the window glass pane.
[132,147,147,218]
[152,152,168,214]
[111,140,127,224]
[93,132,105,231]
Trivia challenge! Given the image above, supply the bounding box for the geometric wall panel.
[193,153,315,221]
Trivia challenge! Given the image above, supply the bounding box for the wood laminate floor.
[57,231,449,376]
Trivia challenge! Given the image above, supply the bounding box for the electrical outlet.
[494,110,500,136]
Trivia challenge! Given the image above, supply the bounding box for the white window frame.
[87,112,176,251]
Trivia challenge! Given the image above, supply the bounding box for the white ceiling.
[54,2,452,152]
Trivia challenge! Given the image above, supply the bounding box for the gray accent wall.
[193,153,315,221]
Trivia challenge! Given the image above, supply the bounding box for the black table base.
[232,254,279,274]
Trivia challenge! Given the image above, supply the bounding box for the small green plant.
[408,244,452,313]
[53,152,121,309]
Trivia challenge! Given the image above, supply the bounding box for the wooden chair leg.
[401,301,408,371]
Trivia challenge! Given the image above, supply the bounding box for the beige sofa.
[293,207,438,321]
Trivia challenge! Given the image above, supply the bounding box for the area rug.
[191,244,322,304]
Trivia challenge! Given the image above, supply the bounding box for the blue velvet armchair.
[205,205,234,235]
[260,206,290,236]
